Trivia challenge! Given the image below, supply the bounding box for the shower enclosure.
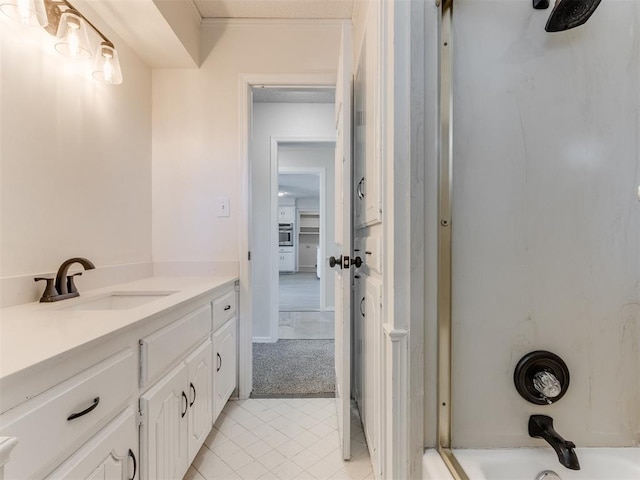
[430,0,640,478]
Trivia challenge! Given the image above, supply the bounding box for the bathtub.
[423,448,640,480]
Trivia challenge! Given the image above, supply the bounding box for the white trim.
[272,137,335,333]
[238,74,338,400]
[201,18,345,27]
[238,77,253,399]
[382,325,408,342]
[186,0,203,24]
[251,336,274,343]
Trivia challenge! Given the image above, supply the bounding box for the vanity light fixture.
[92,40,122,84]
[1,0,123,84]
[54,8,91,59]
[0,0,47,26]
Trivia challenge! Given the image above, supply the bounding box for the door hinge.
[137,409,144,426]
[248,251,251,261]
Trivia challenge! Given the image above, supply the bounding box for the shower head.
[545,0,603,32]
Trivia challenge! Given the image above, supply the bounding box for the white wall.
[251,103,336,338]
[450,0,640,447]
[296,198,320,211]
[151,22,340,283]
[0,8,153,307]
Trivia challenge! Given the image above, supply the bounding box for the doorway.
[278,169,334,340]
[247,86,338,398]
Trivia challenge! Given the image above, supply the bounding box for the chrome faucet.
[529,415,580,470]
[35,257,95,302]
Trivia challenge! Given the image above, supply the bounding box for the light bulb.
[92,42,123,85]
[0,0,47,26]
[54,9,92,59]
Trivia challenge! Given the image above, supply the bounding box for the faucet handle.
[534,371,562,402]
[67,272,83,294]
[34,277,58,302]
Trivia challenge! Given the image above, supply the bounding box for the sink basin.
[60,291,178,311]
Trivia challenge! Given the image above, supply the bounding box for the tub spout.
[529,415,580,470]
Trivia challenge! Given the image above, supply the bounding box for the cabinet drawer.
[45,407,137,480]
[0,349,134,480]
[213,290,236,331]
[140,305,212,386]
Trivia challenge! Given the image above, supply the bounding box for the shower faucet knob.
[533,371,562,402]
[514,351,570,405]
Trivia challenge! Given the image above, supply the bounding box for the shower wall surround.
[451,1,640,447]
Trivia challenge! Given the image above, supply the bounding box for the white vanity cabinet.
[0,277,239,480]
[139,339,214,480]
[213,318,237,419]
[139,306,214,480]
[46,408,138,480]
[0,349,135,480]
[139,362,189,480]
[212,289,238,420]
[186,340,213,461]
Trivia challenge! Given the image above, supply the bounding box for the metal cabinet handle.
[360,297,366,317]
[224,305,231,311]
[217,353,222,372]
[189,382,196,407]
[67,397,100,421]
[128,449,137,480]
[357,177,365,199]
[181,391,188,418]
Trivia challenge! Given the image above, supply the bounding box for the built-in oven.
[279,223,294,246]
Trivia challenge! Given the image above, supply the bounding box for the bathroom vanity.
[0,276,238,480]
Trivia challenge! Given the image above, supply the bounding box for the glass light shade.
[0,0,47,26]
[54,9,92,59]
[92,42,123,85]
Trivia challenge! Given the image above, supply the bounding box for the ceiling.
[84,0,351,70]
[279,174,320,199]
[193,0,354,19]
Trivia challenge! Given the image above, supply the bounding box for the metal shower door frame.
[436,0,469,478]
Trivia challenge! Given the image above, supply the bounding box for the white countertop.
[0,276,237,381]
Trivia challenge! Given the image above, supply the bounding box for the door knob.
[329,255,342,269]
[351,256,363,268]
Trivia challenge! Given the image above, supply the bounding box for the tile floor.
[278,311,334,340]
[184,398,374,480]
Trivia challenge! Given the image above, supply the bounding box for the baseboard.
[252,336,277,343]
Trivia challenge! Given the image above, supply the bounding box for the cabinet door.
[362,276,382,462]
[278,207,295,223]
[140,363,189,480]
[283,252,295,272]
[46,408,137,480]
[213,318,237,419]
[186,340,213,463]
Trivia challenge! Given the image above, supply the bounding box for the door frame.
[273,153,333,342]
[238,74,336,399]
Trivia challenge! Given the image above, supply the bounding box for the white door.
[331,21,353,461]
